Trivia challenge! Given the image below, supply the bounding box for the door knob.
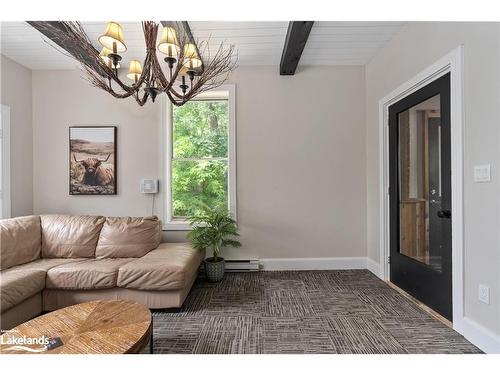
[437,210,452,219]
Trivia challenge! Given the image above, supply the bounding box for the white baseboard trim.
[260,257,367,271]
[366,258,380,277]
[455,317,500,354]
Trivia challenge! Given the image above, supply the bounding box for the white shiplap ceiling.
[0,21,404,70]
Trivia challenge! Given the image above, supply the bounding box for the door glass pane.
[398,94,442,272]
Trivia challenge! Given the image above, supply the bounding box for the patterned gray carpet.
[152,270,481,354]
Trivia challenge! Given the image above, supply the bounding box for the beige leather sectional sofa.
[0,215,204,330]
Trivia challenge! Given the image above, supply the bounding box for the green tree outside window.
[172,100,229,218]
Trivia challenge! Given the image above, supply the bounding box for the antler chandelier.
[30,21,237,106]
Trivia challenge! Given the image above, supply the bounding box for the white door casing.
[377,46,464,331]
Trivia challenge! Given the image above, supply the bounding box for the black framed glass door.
[388,73,452,320]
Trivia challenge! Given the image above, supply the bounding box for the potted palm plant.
[187,206,241,282]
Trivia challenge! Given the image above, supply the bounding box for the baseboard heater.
[201,259,260,272]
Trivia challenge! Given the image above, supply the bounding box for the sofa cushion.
[13,258,87,272]
[0,215,41,270]
[95,216,161,259]
[46,258,133,290]
[41,215,105,258]
[117,243,203,291]
[0,258,84,312]
[0,267,46,312]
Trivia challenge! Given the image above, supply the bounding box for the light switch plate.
[474,164,491,182]
[478,284,490,304]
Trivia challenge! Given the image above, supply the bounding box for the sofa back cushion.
[0,215,41,270]
[95,216,161,258]
[41,215,105,258]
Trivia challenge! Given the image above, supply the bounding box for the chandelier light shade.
[157,26,179,58]
[183,43,203,69]
[28,21,237,106]
[99,47,120,69]
[99,47,111,66]
[98,22,127,53]
[127,60,143,82]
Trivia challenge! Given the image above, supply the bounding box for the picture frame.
[69,126,117,195]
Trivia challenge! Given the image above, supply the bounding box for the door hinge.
[387,256,391,264]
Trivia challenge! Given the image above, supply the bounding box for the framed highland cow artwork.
[69,126,117,195]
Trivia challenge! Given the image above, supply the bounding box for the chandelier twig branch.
[27,21,237,106]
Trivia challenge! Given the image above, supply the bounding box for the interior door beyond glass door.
[388,73,452,320]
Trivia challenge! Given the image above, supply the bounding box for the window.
[162,85,236,230]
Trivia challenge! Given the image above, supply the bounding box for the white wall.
[0,55,33,217]
[32,66,367,260]
[365,22,500,337]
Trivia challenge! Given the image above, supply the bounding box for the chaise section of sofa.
[117,243,204,291]
[0,214,204,330]
[42,242,204,311]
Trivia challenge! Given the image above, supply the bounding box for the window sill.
[162,220,193,231]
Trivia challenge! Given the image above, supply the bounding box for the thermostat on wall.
[140,179,158,194]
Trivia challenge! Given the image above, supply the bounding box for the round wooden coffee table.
[0,300,152,354]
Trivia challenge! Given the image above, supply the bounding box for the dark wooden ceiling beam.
[279,21,314,75]
[27,21,105,75]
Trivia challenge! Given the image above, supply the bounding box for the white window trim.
[0,104,11,219]
[160,84,237,231]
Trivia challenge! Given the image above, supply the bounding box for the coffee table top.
[0,300,152,354]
